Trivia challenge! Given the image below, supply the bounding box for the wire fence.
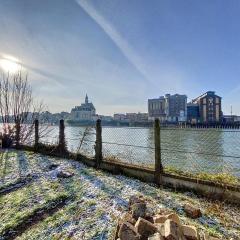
[30,120,240,185]
[102,127,155,168]
[38,125,96,158]
[66,130,96,158]
[101,126,240,183]
[160,128,240,178]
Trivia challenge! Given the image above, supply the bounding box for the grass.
[0,178,68,238]
[0,150,239,239]
[0,151,18,180]
[164,166,240,185]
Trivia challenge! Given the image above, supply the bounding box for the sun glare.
[0,56,21,73]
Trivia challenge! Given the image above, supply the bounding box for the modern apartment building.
[165,94,187,122]
[192,91,222,123]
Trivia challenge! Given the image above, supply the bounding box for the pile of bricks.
[114,195,219,240]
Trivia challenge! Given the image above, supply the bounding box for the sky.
[0,0,240,115]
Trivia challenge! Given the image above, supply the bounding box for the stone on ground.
[154,223,165,236]
[131,202,147,220]
[118,221,140,240]
[166,213,181,225]
[148,232,165,240]
[115,191,227,240]
[145,213,154,224]
[129,195,145,212]
[135,217,158,239]
[48,163,59,170]
[203,232,220,240]
[56,169,74,178]
[182,225,199,240]
[121,212,137,225]
[164,219,183,240]
[184,204,202,219]
[153,215,167,224]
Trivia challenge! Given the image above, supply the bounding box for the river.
[41,125,240,177]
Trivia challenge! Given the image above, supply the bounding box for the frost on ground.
[0,149,239,240]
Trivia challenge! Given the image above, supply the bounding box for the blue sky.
[0,0,240,115]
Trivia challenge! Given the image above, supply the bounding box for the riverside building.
[191,91,222,123]
[148,96,166,121]
[148,94,187,123]
[70,94,96,121]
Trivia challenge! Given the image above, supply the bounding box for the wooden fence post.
[154,118,163,185]
[34,119,39,149]
[95,119,102,168]
[58,119,67,153]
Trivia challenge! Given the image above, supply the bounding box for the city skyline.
[1,0,240,115]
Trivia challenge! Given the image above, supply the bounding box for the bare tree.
[0,70,48,148]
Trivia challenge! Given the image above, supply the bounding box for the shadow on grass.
[33,153,56,172]
[1,194,69,240]
[17,151,31,177]
[0,152,72,240]
[0,152,6,181]
[0,176,34,196]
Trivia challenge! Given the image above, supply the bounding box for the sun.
[0,56,21,73]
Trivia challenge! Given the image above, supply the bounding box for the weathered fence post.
[95,119,102,168]
[154,118,163,185]
[58,119,67,153]
[34,119,39,149]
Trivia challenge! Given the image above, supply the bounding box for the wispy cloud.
[75,0,151,84]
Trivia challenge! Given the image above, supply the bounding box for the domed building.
[70,94,96,121]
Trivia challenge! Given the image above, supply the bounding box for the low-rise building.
[113,113,127,121]
[38,111,70,124]
[93,115,113,122]
[223,115,240,124]
[114,112,148,122]
[126,112,148,122]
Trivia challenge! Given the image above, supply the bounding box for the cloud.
[75,0,152,84]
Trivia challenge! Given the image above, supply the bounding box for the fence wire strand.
[31,124,240,183]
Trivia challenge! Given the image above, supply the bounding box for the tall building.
[148,96,166,121]
[192,91,222,123]
[165,94,187,122]
[148,94,187,122]
[70,94,96,121]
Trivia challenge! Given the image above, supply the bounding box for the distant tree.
[0,70,47,148]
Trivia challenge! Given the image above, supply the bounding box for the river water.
[41,126,240,177]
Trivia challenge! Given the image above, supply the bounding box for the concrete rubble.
[115,195,219,240]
